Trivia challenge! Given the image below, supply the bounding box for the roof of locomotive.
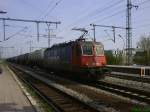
[43,41,104,53]
[50,39,103,49]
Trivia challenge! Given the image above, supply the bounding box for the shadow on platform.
[0,103,35,112]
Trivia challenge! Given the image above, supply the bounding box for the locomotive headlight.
[96,62,99,65]
[86,63,89,66]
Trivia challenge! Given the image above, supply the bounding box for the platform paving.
[0,64,36,112]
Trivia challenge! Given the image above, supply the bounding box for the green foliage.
[133,35,150,65]
[131,107,150,112]
[133,51,148,65]
[105,50,123,65]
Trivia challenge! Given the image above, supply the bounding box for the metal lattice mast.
[126,0,138,65]
[126,0,132,65]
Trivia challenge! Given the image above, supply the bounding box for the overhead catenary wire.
[89,0,150,28]
[16,0,43,13]
[5,27,28,40]
[72,0,124,25]
[83,0,150,29]
[22,0,55,37]
[2,0,150,51]
[80,0,150,51]
[43,0,63,18]
[2,0,62,44]
[99,0,150,23]
[37,0,55,19]
[84,1,125,23]
[0,17,61,43]
[4,24,28,29]
[57,0,125,36]
[85,9,126,27]
[131,0,150,23]
[2,0,125,46]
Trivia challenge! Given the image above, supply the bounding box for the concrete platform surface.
[0,64,36,112]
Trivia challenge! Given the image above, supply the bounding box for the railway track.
[88,80,150,104]
[8,63,149,112]
[106,72,150,83]
[10,65,99,112]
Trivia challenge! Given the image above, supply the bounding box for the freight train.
[7,36,108,80]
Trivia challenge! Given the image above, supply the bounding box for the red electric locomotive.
[70,38,107,79]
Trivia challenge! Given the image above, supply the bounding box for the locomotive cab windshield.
[81,42,93,55]
[81,42,104,56]
[95,45,104,56]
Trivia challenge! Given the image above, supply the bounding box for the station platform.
[0,64,36,112]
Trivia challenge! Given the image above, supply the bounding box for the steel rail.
[10,66,62,112]
[106,72,150,83]
[91,81,150,104]
[9,65,99,112]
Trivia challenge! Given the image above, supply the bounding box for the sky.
[0,0,150,58]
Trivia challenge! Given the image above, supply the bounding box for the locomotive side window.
[82,43,93,55]
[95,45,104,55]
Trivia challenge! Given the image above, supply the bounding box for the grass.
[24,83,54,112]
[131,107,150,112]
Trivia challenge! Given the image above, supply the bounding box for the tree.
[134,35,150,65]
[105,50,123,65]
[105,50,115,64]
[137,35,150,51]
